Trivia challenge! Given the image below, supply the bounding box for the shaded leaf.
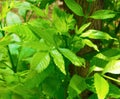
[68,74,87,94]
[40,0,55,9]
[94,73,109,99]
[108,83,120,98]
[64,0,84,16]
[50,49,66,75]
[88,94,98,99]
[28,19,56,45]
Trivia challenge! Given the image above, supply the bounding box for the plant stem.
[103,75,120,83]
[0,21,16,73]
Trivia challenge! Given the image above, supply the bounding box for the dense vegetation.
[0,0,120,99]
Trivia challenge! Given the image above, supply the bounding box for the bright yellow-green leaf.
[80,29,113,40]
[94,73,109,99]
[83,39,99,51]
[76,22,91,34]
[103,60,120,74]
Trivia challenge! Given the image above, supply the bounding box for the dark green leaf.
[40,0,55,9]
[108,83,120,98]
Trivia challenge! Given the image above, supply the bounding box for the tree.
[0,0,120,99]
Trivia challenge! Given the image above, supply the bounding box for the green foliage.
[64,0,84,16]
[0,0,119,99]
[94,73,109,99]
[90,10,116,19]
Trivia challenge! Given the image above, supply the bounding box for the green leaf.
[28,19,56,45]
[108,83,120,98]
[21,64,54,89]
[50,49,66,75]
[59,48,85,66]
[68,74,87,94]
[90,10,116,19]
[42,74,61,97]
[40,0,55,9]
[18,47,35,61]
[6,12,22,26]
[87,0,96,2]
[3,24,35,41]
[31,4,46,17]
[64,0,84,16]
[94,73,109,99]
[23,39,50,51]
[103,60,120,74]
[83,39,99,51]
[52,7,75,34]
[99,48,120,60]
[80,29,113,40]
[18,2,31,18]
[31,52,50,73]
[0,1,9,20]
[88,94,98,99]
[76,22,91,34]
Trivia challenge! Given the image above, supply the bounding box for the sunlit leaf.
[31,52,50,73]
[83,39,99,51]
[50,49,66,75]
[94,73,109,99]
[6,12,22,26]
[0,1,9,20]
[3,24,35,41]
[59,48,85,66]
[18,1,31,18]
[90,10,116,19]
[80,29,113,40]
[76,22,91,34]
[103,60,120,74]
[64,0,84,16]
